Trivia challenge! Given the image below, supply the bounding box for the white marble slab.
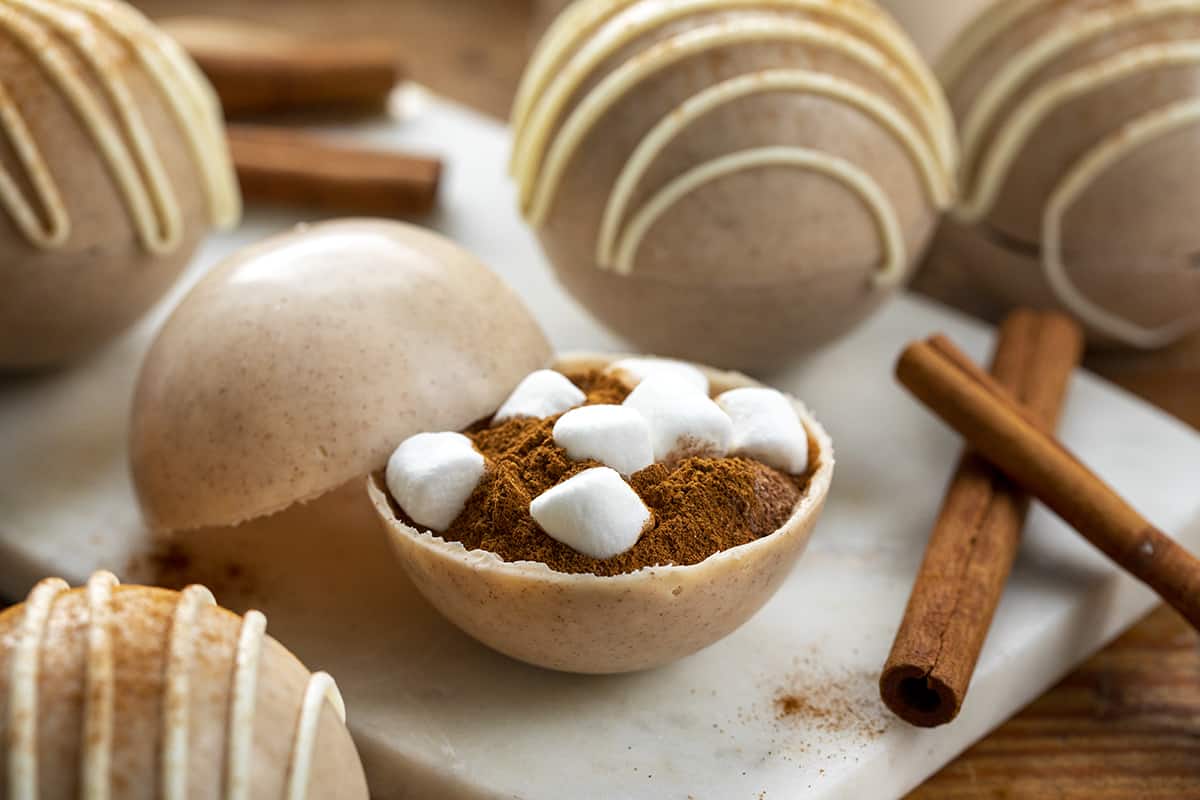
[1,91,1198,799]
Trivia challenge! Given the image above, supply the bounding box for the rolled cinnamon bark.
[166,18,402,116]
[228,125,441,217]
[880,310,1083,727]
[895,333,1200,644]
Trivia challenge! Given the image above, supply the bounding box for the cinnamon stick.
[880,311,1084,727]
[228,125,441,217]
[895,333,1200,640]
[167,19,401,115]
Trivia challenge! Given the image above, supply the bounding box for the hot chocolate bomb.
[0,0,239,369]
[512,0,957,370]
[0,572,367,799]
[927,0,1200,348]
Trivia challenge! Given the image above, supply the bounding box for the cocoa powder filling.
[390,370,817,577]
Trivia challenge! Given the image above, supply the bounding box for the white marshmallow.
[606,357,709,393]
[716,387,809,474]
[622,376,732,462]
[493,369,587,423]
[553,405,655,476]
[386,432,486,531]
[530,467,651,560]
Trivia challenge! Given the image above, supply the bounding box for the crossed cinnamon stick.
[883,310,1200,727]
[166,17,402,116]
[228,126,441,217]
[167,18,442,216]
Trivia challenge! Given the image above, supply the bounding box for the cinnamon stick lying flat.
[880,311,1084,727]
[165,18,401,115]
[228,125,441,217]
[896,333,1200,640]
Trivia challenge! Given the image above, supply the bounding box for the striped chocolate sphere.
[930,0,1200,348]
[0,572,367,800]
[513,0,956,370]
[0,0,240,369]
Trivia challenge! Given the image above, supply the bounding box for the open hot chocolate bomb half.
[0,0,240,369]
[130,219,552,533]
[927,0,1200,348]
[369,354,834,674]
[511,0,957,370]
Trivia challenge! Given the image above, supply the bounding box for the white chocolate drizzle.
[0,79,69,247]
[944,0,1200,346]
[518,15,944,221]
[958,41,1200,223]
[225,609,267,800]
[0,0,239,253]
[7,577,68,800]
[1043,99,1200,347]
[286,672,348,800]
[514,1,953,282]
[597,68,951,268]
[161,584,216,800]
[960,0,1200,185]
[5,575,347,799]
[936,0,1045,89]
[614,145,906,284]
[511,0,953,171]
[56,0,240,227]
[81,571,117,800]
[513,0,626,151]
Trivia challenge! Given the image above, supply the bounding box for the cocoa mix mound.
[392,369,816,577]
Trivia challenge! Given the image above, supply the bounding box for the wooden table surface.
[121,1,1193,796]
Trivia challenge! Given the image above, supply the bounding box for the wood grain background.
[76,0,1200,795]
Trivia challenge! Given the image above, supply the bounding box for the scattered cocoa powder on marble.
[773,670,891,740]
[394,369,817,577]
[776,695,807,718]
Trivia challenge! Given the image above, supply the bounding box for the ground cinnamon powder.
[401,370,815,577]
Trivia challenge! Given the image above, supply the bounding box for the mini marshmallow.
[386,432,486,531]
[622,376,733,462]
[553,405,655,476]
[530,467,651,560]
[606,357,709,393]
[716,387,809,474]
[493,369,586,423]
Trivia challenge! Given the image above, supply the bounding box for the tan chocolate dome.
[0,572,367,799]
[929,0,1200,348]
[130,219,552,533]
[512,0,956,371]
[0,0,239,369]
